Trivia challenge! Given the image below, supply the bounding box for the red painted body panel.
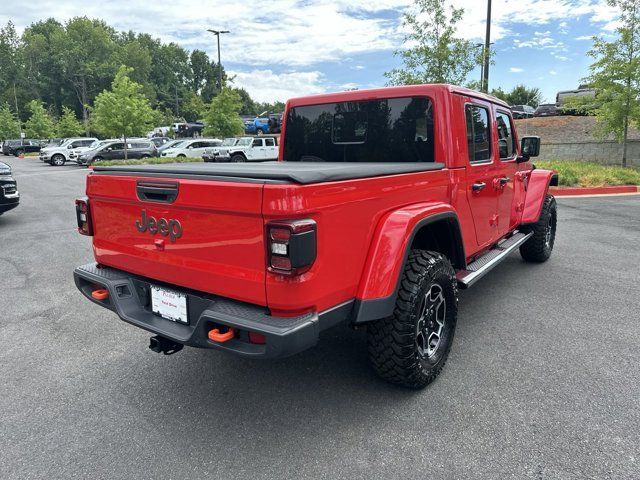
[87,174,267,305]
[262,171,452,315]
[356,202,456,300]
[84,84,553,320]
[521,169,555,224]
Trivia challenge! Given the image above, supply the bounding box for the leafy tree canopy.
[91,66,155,157]
[0,102,21,140]
[25,100,55,138]
[202,88,245,138]
[490,84,543,108]
[586,0,640,166]
[56,105,84,137]
[385,0,480,86]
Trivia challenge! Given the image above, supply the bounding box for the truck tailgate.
[86,173,266,305]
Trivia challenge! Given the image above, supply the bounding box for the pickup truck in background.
[213,136,279,162]
[74,84,557,389]
[244,117,270,135]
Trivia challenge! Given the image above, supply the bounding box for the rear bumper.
[74,263,351,359]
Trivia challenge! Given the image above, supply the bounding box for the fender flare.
[521,169,558,224]
[351,202,464,325]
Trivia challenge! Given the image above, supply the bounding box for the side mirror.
[520,136,540,161]
[106,147,113,152]
[68,145,73,149]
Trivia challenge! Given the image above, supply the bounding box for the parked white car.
[160,138,222,158]
[215,136,279,162]
[39,137,98,166]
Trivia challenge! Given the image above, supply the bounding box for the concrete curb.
[550,185,640,197]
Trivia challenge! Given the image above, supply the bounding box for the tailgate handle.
[136,181,179,203]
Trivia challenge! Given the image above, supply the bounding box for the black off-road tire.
[231,154,246,163]
[519,194,557,263]
[367,250,459,389]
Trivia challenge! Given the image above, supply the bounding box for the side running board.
[456,231,533,289]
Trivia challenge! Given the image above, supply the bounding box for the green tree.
[491,84,543,107]
[181,91,206,122]
[385,0,480,86]
[202,89,245,138]
[56,105,84,137]
[91,66,155,159]
[25,100,55,138]
[0,102,21,140]
[586,0,640,167]
[52,17,118,132]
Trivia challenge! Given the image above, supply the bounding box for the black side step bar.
[456,231,533,289]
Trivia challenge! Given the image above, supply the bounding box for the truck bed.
[92,161,445,184]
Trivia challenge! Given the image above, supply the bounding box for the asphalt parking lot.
[1,154,639,479]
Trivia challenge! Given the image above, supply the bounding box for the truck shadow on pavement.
[103,257,537,443]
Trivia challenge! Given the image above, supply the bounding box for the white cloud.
[549,70,558,76]
[229,69,326,103]
[575,35,593,41]
[0,0,622,102]
[509,67,524,73]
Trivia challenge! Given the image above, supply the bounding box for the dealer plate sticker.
[151,286,188,324]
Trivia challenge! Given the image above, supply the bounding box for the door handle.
[499,176,510,186]
[472,182,486,192]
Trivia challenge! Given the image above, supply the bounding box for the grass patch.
[93,157,203,167]
[24,152,39,157]
[535,160,640,187]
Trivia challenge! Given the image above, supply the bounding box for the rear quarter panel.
[262,171,452,315]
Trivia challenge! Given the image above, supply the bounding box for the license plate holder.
[150,286,188,324]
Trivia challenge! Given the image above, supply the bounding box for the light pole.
[207,29,230,92]
[482,0,492,93]
[475,43,485,88]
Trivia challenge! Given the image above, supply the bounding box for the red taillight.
[266,219,316,276]
[75,197,93,236]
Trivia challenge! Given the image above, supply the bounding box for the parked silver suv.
[40,138,98,166]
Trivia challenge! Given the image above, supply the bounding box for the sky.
[0,0,621,104]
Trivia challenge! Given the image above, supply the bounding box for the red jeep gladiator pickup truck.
[74,84,557,388]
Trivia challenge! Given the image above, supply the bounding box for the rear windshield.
[283,96,435,162]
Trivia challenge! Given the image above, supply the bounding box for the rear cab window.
[465,105,492,164]
[283,96,435,162]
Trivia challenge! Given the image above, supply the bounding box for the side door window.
[191,142,205,155]
[465,105,492,163]
[109,143,124,159]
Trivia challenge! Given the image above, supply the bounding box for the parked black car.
[511,105,535,119]
[0,161,19,215]
[78,140,158,164]
[534,104,559,117]
[1,139,42,156]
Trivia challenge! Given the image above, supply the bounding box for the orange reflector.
[91,289,109,301]
[208,327,235,343]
